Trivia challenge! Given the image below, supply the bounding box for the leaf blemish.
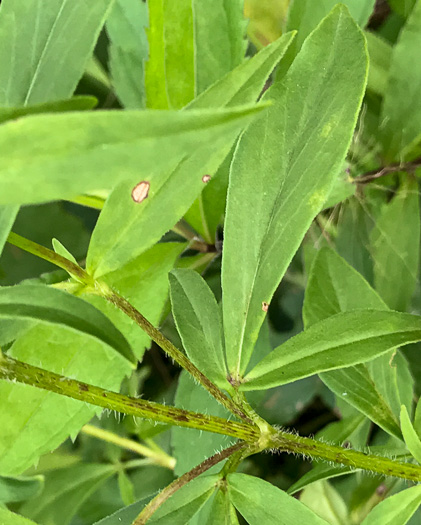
[202,175,211,183]
[262,301,269,312]
[131,181,150,203]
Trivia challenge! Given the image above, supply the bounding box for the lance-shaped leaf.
[0,0,113,106]
[303,247,406,438]
[169,270,227,387]
[0,284,134,364]
[106,0,149,109]
[400,405,421,464]
[0,507,37,525]
[227,473,330,524]
[380,0,421,160]
[242,310,421,391]
[87,33,295,277]
[0,105,263,206]
[222,5,368,377]
[361,485,421,525]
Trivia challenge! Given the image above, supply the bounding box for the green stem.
[7,232,92,285]
[81,424,175,470]
[133,442,246,525]
[70,194,105,210]
[103,287,251,423]
[1,352,420,483]
[0,353,258,443]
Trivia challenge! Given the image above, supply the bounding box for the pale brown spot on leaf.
[262,302,269,312]
[202,175,211,183]
[131,181,150,203]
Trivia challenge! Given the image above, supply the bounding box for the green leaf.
[86,242,185,360]
[146,0,195,109]
[93,496,152,525]
[227,473,330,524]
[0,475,44,503]
[0,324,131,475]
[0,284,134,364]
[117,470,135,507]
[194,0,247,94]
[370,177,420,311]
[172,372,232,476]
[87,33,294,277]
[380,0,421,160]
[400,405,421,463]
[19,463,116,525]
[52,238,78,265]
[169,269,227,386]
[361,485,421,525]
[0,96,98,125]
[242,310,421,391]
[303,247,409,438]
[204,489,240,525]
[222,5,368,377]
[299,481,348,525]
[0,0,112,106]
[0,105,264,206]
[0,507,38,525]
[106,0,149,108]
[365,31,392,96]
[0,205,18,255]
[388,0,417,17]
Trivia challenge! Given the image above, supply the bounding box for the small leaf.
[117,470,135,507]
[0,0,113,106]
[169,270,227,386]
[361,485,421,525]
[204,489,240,525]
[0,204,18,255]
[52,239,78,266]
[400,405,421,464]
[227,473,330,524]
[222,5,368,377]
[0,105,264,206]
[0,284,134,364]
[243,310,421,391]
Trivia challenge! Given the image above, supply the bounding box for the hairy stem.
[81,424,175,470]
[354,156,421,184]
[0,353,258,442]
[1,352,420,483]
[133,442,246,525]
[103,287,251,423]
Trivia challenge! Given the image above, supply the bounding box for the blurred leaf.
[0,0,112,106]
[243,310,421,391]
[0,105,263,206]
[361,485,421,525]
[172,372,232,476]
[365,31,392,96]
[222,6,368,376]
[381,0,421,160]
[117,470,135,506]
[299,480,348,525]
[0,324,131,475]
[169,269,227,387]
[0,96,97,125]
[400,405,421,463]
[194,0,247,94]
[0,205,18,256]
[0,474,44,503]
[388,0,417,17]
[86,242,185,360]
[20,463,116,525]
[227,473,330,524]
[146,0,195,109]
[0,507,38,525]
[106,0,149,108]
[370,177,420,311]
